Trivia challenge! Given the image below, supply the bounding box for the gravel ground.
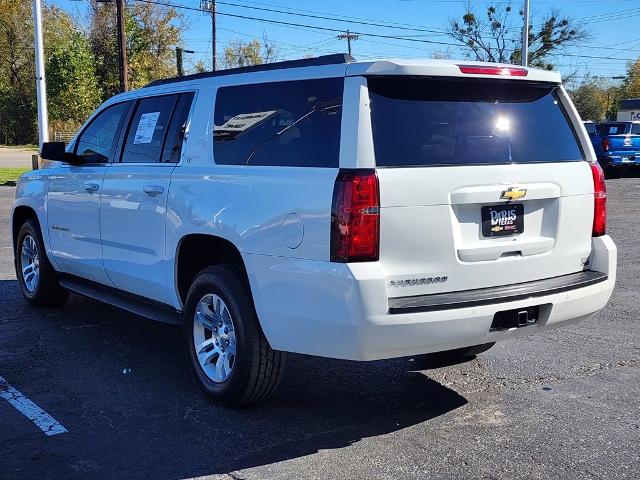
[0,181,638,480]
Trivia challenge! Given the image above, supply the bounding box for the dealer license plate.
[481,204,524,237]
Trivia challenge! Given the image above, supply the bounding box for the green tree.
[619,59,640,100]
[89,0,184,95]
[127,1,183,88]
[448,4,588,69]
[46,29,102,133]
[0,3,102,144]
[193,60,207,73]
[0,0,37,144]
[222,36,279,69]
[571,79,609,122]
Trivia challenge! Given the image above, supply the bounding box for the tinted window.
[75,102,130,163]
[597,123,629,136]
[368,77,585,167]
[121,94,178,163]
[584,123,596,136]
[631,123,640,135]
[213,78,343,167]
[162,93,194,163]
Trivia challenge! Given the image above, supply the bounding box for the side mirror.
[41,142,85,165]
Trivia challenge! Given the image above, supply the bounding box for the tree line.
[569,66,640,122]
[1,0,638,145]
[0,0,192,144]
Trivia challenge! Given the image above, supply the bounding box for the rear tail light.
[330,169,380,262]
[457,65,528,77]
[601,137,610,152]
[591,162,606,237]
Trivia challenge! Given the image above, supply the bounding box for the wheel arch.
[175,233,252,309]
[12,205,39,251]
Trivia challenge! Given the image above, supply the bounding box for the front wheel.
[183,265,286,406]
[15,219,67,307]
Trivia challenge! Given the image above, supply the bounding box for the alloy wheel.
[20,234,40,294]
[193,293,237,382]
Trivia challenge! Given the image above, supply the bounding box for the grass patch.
[0,168,29,185]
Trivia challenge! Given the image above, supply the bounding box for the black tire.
[15,219,67,307]
[438,342,496,359]
[183,265,286,406]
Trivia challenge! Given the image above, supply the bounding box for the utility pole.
[176,48,183,77]
[337,30,359,56]
[176,47,195,77]
[521,0,530,66]
[32,0,49,150]
[200,0,217,70]
[116,0,129,91]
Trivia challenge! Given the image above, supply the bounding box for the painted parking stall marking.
[0,375,67,436]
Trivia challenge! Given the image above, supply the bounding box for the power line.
[133,0,640,63]
[215,0,450,36]
[223,0,453,36]
[133,0,470,49]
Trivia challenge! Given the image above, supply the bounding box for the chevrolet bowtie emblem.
[500,187,527,201]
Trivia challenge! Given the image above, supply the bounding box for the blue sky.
[52,0,640,82]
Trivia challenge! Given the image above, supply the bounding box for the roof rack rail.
[144,53,355,88]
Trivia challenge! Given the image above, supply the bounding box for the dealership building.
[617,98,640,121]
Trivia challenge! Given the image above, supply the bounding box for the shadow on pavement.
[0,279,467,479]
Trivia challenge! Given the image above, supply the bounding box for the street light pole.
[521,0,530,66]
[32,0,49,149]
[176,47,195,76]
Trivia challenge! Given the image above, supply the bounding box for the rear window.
[597,123,629,136]
[631,123,640,135]
[584,122,597,136]
[213,78,343,167]
[368,77,585,167]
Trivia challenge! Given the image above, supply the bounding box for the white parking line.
[0,375,67,436]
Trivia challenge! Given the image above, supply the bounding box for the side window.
[162,92,195,163]
[213,78,343,167]
[584,123,596,136]
[75,102,130,163]
[121,94,179,163]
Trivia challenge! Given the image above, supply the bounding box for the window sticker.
[134,111,161,144]
[214,110,279,139]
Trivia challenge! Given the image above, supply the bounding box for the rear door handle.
[143,184,164,196]
[83,182,99,193]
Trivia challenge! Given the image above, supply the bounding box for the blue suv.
[586,121,640,175]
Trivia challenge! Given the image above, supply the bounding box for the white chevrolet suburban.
[11,55,617,406]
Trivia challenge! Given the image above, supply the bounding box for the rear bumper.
[598,154,640,166]
[388,270,607,314]
[245,236,617,361]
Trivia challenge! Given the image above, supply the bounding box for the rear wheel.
[15,219,67,307]
[183,265,285,406]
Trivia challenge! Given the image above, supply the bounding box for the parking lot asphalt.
[0,182,638,480]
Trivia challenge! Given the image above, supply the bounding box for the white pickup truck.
[11,55,616,406]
